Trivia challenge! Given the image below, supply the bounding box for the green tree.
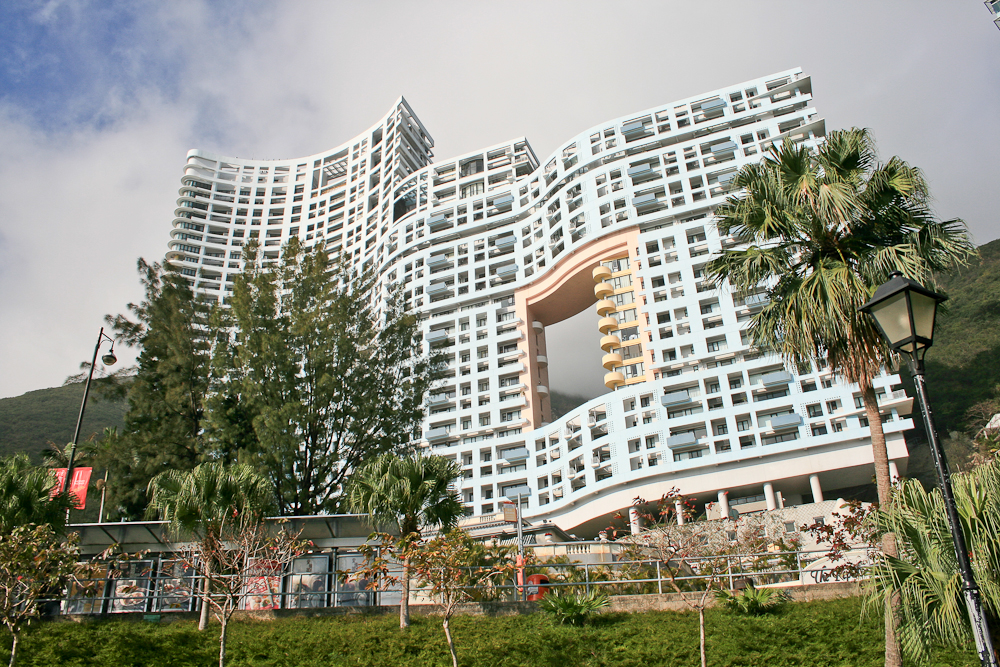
[403,528,518,667]
[347,453,463,629]
[0,454,71,533]
[147,462,276,632]
[102,259,213,519]
[868,460,1000,663]
[706,129,976,667]
[0,525,89,667]
[209,239,437,515]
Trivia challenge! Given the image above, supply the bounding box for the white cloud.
[1,0,998,398]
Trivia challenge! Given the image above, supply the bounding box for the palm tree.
[147,462,275,631]
[706,128,976,667]
[0,454,72,533]
[869,459,1000,662]
[347,453,463,629]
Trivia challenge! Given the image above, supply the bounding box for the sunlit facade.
[166,68,913,535]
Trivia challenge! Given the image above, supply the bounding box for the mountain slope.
[0,383,127,462]
[923,238,1000,433]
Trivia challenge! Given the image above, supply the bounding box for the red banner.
[50,468,92,510]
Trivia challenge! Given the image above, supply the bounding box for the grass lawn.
[4,597,976,666]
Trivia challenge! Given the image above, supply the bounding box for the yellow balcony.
[595,299,616,316]
[594,282,613,298]
[602,352,622,370]
[604,371,625,389]
[600,334,621,352]
[597,316,619,334]
[592,265,612,282]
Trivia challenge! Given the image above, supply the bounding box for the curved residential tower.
[167,69,913,535]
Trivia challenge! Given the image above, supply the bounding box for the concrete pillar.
[889,461,900,483]
[717,490,730,520]
[809,474,824,503]
[675,500,685,525]
[764,482,777,511]
[776,491,785,509]
[628,507,642,535]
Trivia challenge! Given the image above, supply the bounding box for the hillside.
[548,389,594,420]
[923,238,1000,433]
[0,383,127,462]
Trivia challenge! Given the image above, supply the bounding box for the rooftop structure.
[166,68,914,536]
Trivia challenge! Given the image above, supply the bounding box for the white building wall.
[166,68,913,535]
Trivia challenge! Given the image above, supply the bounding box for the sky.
[0,0,998,400]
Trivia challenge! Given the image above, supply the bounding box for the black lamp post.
[65,327,117,515]
[861,272,997,667]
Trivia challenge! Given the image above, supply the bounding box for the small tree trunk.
[199,565,211,631]
[400,558,410,629]
[218,617,228,667]
[862,382,903,667]
[8,632,18,667]
[443,616,458,667]
[699,606,706,667]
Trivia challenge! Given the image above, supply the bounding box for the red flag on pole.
[50,468,92,510]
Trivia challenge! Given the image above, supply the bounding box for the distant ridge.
[0,383,126,462]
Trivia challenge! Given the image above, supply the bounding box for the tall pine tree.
[208,239,437,515]
[101,259,212,519]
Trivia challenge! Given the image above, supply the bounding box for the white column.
[776,491,785,509]
[889,461,900,483]
[764,482,777,511]
[717,490,730,520]
[809,474,824,503]
[628,507,642,535]
[675,500,685,525]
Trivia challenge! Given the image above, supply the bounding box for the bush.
[538,589,610,626]
[715,582,788,616]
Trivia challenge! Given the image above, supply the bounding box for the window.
[807,404,823,418]
[811,423,828,436]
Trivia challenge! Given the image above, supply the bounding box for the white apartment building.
[167,68,914,536]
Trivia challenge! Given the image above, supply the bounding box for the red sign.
[50,468,92,510]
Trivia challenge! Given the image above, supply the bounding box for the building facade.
[167,68,913,536]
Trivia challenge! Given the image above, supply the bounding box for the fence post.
[656,560,662,595]
[727,554,734,591]
[585,562,590,595]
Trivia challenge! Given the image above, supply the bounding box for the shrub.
[715,582,788,616]
[538,589,610,626]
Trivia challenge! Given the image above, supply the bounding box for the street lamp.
[861,272,998,667]
[505,488,529,601]
[65,327,117,515]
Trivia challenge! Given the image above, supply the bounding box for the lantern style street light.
[65,327,117,515]
[861,272,997,667]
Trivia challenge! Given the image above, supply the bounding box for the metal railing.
[45,548,867,616]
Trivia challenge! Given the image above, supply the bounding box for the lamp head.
[860,272,946,361]
[101,348,117,366]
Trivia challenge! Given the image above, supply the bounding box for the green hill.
[923,238,1000,433]
[0,383,127,462]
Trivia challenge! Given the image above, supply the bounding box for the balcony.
[428,213,451,232]
[592,265,612,282]
[598,317,619,334]
[427,254,452,269]
[595,299,616,317]
[761,371,792,386]
[594,282,613,298]
[536,354,548,368]
[425,329,451,345]
[604,371,625,389]
[632,192,662,212]
[709,140,738,155]
[600,334,621,351]
[502,447,530,463]
[768,413,803,430]
[661,391,692,406]
[425,427,453,443]
[602,352,622,370]
[667,432,699,449]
